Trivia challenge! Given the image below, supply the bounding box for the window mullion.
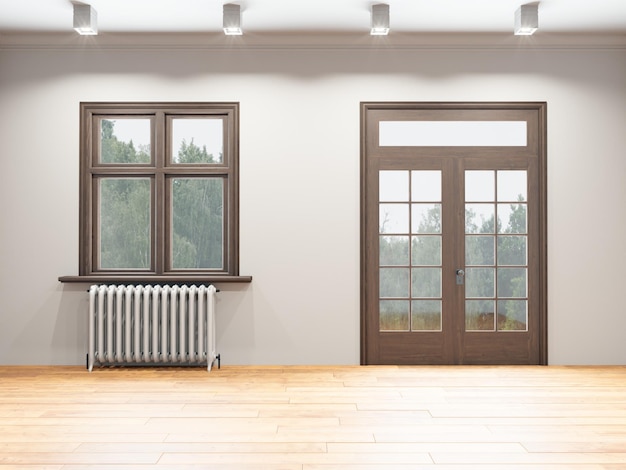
[154,111,166,275]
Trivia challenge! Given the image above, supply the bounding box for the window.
[76,102,243,281]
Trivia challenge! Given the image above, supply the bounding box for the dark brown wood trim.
[59,275,252,284]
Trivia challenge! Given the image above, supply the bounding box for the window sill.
[58,275,252,284]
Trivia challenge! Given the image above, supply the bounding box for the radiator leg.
[217,354,221,369]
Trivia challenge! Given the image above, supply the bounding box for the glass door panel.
[379,170,442,332]
[464,170,529,332]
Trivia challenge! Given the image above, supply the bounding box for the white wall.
[1,42,625,365]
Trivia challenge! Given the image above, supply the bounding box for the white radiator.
[87,284,219,372]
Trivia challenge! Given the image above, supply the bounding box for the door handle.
[456,269,465,285]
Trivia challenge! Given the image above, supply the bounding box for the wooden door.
[361,102,547,365]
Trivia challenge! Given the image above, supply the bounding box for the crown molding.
[2,32,625,51]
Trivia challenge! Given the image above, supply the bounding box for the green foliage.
[98,121,223,271]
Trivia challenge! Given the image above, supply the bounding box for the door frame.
[360,101,548,365]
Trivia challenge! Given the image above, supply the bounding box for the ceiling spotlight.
[73,4,98,35]
[371,4,389,36]
[514,4,538,36]
[223,4,242,35]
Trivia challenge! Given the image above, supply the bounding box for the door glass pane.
[498,204,527,234]
[100,119,151,164]
[171,177,223,269]
[466,300,495,331]
[411,268,441,298]
[380,268,409,298]
[411,170,441,202]
[497,236,527,265]
[412,236,441,266]
[380,204,409,234]
[497,171,527,202]
[497,268,527,298]
[380,236,409,266]
[465,204,495,234]
[412,300,442,331]
[171,118,223,164]
[466,236,495,265]
[380,171,409,201]
[412,204,441,234]
[465,268,495,298]
[380,300,409,331]
[379,121,527,147]
[465,171,494,202]
[497,300,528,331]
[99,178,151,269]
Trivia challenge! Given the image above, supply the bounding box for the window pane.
[466,300,495,331]
[411,170,441,202]
[497,236,527,265]
[380,204,409,234]
[379,121,527,147]
[99,178,151,269]
[172,178,223,269]
[412,236,441,266]
[100,119,151,164]
[411,268,442,298]
[466,236,495,266]
[498,171,527,202]
[380,171,409,202]
[466,171,494,202]
[412,204,441,234]
[498,203,527,234]
[172,119,223,164]
[465,204,495,234]
[380,300,409,331]
[412,300,442,331]
[380,236,409,266]
[380,268,409,298]
[497,268,527,298]
[497,300,528,331]
[465,267,495,298]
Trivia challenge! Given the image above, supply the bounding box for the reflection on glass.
[100,119,151,164]
[466,236,495,266]
[497,171,527,202]
[466,300,495,331]
[498,204,527,234]
[411,170,441,202]
[380,171,409,202]
[100,178,151,269]
[172,119,223,164]
[465,268,495,298]
[497,268,527,298]
[465,171,494,202]
[497,236,527,265]
[380,236,409,266]
[465,204,495,234]
[172,178,223,269]
[380,268,409,298]
[412,204,441,234]
[411,268,441,298]
[412,300,442,331]
[412,236,441,266]
[379,204,409,234]
[497,300,527,331]
[380,300,410,331]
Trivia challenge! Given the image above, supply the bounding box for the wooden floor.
[1,366,626,469]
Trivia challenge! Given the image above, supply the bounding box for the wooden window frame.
[60,102,251,284]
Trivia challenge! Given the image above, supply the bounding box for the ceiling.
[1,0,626,35]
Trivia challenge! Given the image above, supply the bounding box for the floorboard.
[0,365,625,469]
